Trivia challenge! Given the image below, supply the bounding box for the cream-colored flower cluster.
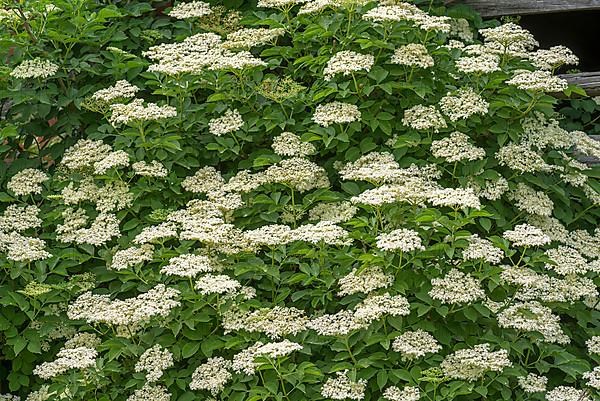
[390,43,434,68]
[10,58,59,79]
[144,33,266,75]
[324,50,375,80]
[109,98,177,127]
[168,1,212,19]
[312,101,361,127]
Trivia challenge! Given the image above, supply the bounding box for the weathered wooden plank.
[445,0,600,16]
[560,72,600,97]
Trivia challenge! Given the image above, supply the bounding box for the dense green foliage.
[1,1,600,401]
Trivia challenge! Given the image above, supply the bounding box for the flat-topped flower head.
[383,386,420,401]
[223,28,285,49]
[272,132,316,157]
[10,58,59,79]
[376,229,424,252]
[402,105,447,132]
[438,88,489,121]
[7,169,48,196]
[503,224,551,247]
[321,370,367,400]
[390,43,434,68]
[517,373,547,393]
[506,70,568,93]
[168,1,212,19]
[529,45,579,71]
[92,80,139,103]
[208,109,244,136]
[431,132,485,163]
[429,269,485,305]
[313,101,361,127]
[392,330,442,360]
[324,50,374,80]
[109,99,177,126]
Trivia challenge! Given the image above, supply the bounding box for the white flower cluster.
[376,229,424,252]
[455,53,500,74]
[195,274,241,295]
[91,80,140,103]
[338,151,400,183]
[168,1,212,19]
[264,157,331,192]
[429,269,485,305]
[517,373,547,393]
[463,234,504,265]
[258,0,309,8]
[321,370,367,400]
[402,105,447,132]
[93,150,130,174]
[438,88,489,122]
[160,253,219,277]
[144,33,266,75]
[67,284,180,329]
[392,329,441,360]
[390,43,434,68]
[272,132,316,157]
[7,168,49,196]
[0,204,42,232]
[587,336,600,354]
[427,187,481,209]
[354,293,410,324]
[134,344,174,382]
[10,58,59,79]
[309,201,357,223]
[383,386,420,401]
[430,132,485,162]
[224,28,286,49]
[109,244,154,270]
[472,177,509,201]
[132,160,168,177]
[61,179,132,212]
[479,23,538,56]
[133,222,177,244]
[496,143,552,173]
[337,266,393,296]
[308,310,367,337]
[501,265,598,303]
[546,386,591,401]
[223,306,308,339]
[441,343,512,381]
[0,231,52,262]
[506,70,568,93]
[109,99,177,127]
[583,367,600,389]
[58,211,121,247]
[510,183,554,216]
[60,139,112,171]
[126,384,171,401]
[362,4,450,32]
[208,109,244,136]
[312,101,361,127]
[545,245,592,276]
[529,45,578,71]
[498,301,570,344]
[324,50,374,80]
[33,346,97,379]
[503,224,551,247]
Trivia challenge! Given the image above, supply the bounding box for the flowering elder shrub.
[2,0,600,401]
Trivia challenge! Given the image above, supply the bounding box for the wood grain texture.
[445,0,600,16]
[561,72,600,96]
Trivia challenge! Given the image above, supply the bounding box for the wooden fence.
[447,1,600,96]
